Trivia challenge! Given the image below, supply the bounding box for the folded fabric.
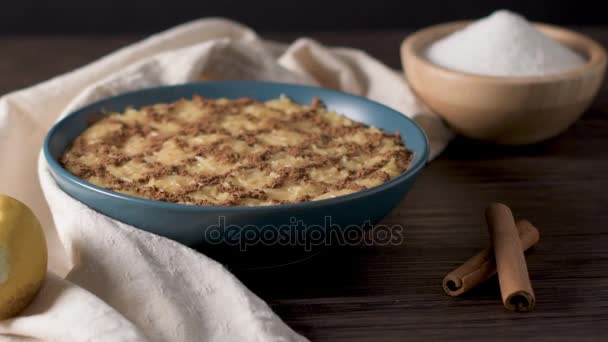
[0,18,453,341]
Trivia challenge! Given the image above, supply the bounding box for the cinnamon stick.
[486,203,536,312]
[442,219,539,297]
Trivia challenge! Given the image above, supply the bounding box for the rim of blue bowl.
[43,81,429,212]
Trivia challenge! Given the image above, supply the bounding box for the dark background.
[2,0,607,34]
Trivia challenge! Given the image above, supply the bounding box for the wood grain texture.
[1,28,607,341]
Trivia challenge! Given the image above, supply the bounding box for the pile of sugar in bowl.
[425,10,586,77]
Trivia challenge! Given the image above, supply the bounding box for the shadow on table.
[194,242,395,299]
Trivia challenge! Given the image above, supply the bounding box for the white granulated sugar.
[425,10,586,77]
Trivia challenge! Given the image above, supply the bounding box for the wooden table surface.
[1,28,607,341]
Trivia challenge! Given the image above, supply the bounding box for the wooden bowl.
[401,22,607,144]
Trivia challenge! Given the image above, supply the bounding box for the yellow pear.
[0,195,47,319]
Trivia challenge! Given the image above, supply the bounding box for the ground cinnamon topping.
[61,96,412,206]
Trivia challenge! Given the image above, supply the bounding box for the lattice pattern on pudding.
[61,96,412,206]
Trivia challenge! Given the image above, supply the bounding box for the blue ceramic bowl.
[44,81,428,246]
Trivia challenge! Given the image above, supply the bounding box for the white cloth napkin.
[0,18,453,342]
